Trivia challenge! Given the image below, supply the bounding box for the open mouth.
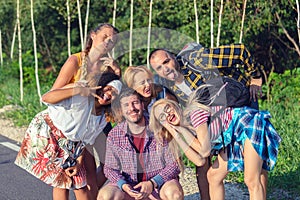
[101,93,111,102]
[144,87,151,95]
[168,114,176,122]
[165,70,176,80]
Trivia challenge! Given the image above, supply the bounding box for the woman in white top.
[15,72,122,200]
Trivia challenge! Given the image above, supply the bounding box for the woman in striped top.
[149,87,281,200]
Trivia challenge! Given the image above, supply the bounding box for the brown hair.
[80,23,119,81]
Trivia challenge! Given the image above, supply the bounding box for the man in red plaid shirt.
[97,87,183,200]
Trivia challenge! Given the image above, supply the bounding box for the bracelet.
[149,179,155,191]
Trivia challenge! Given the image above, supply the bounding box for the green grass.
[0,65,299,198]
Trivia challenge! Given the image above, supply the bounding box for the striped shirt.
[190,106,233,142]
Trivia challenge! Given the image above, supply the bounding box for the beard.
[125,109,143,124]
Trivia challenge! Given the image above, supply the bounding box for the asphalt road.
[0,135,75,200]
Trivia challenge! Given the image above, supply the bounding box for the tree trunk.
[77,0,84,50]
[239,0,247,43]
[31,0,42,104]
[275,12,300,56]
[129,0,133,66]
[0,29,3,66]
[194,0,199,43]
[67,0,71,56]
[17,0,23,101]
[83,0,90,48]
[210,0,214,47]
[147,0,153,69]
[296,0,300,45]
[10,22,17,60]
[112,0,117,58]
[216,0,224,47]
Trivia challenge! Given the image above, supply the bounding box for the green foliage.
[1,0,299,73]
[259,69,300,194]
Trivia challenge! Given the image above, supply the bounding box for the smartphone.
[130,189,140,194]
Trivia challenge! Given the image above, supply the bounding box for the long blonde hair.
[149,99,185,172]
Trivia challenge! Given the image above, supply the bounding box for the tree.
[129,0,134,66]
[83,0,90,48]
[216,0,224,46]
[67,0,71,56]
[77,0,84,50]
[194,0,199,43]
[17,0,23,101]
[31,0,42,103]
[239,0,247,43]
[146,0,153,68]
[0,29,2,66]
[10,22,17,59]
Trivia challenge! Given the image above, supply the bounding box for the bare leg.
[207,150,228,200]
[261,170,268,200]
[53,187,69,200]
[195,157,210,200]
[97,163,108,188]
[73,186,90,200]
[243,139,264,200]
[85,150,99,200]
[93,133,108,189]
[97,185,124,200]
[159,179,184,200]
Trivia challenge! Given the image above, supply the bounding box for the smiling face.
[120,94,144,124]
[154,102,180,126]
[91,26,118,55]
[150,50,179,81]
[132,71,153,98]
[96,85,118,105]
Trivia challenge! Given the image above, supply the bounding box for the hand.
[76,85,102,97]
[122,184,142,199]
[100,53,121,76]
[132,181,154,200]
[65,165,77,177]
[250,77,262,102]
[64,154,83,177]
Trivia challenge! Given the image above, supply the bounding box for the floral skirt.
[213,107,282,172]
[14,110,86,189]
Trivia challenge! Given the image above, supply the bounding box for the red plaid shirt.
[104,118,180,190]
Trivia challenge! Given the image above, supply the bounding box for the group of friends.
[15,23,281,200]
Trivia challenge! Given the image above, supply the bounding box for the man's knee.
[160,180,183,200]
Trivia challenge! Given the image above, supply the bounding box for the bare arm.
[51,55,80,90]
[42,83,100,104]
[164,123,208,166]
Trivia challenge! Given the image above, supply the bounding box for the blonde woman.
[123,66,177,116]
[149,88,281,200]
